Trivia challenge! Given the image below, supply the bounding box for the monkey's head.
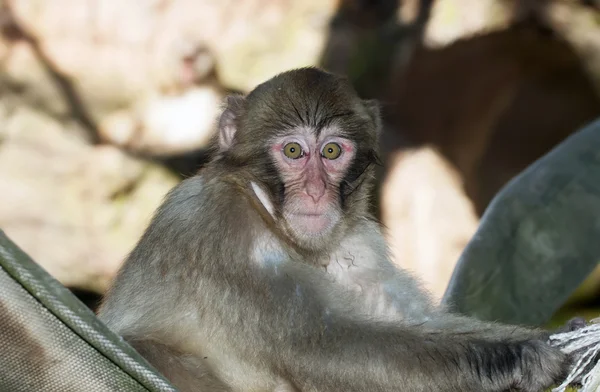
[215,67,381,251]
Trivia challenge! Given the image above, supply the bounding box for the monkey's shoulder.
[158,173,255,225]
[168,174,271,250]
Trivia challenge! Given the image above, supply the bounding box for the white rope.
[550,319,600,392]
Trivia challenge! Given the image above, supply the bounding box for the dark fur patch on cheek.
[340,171,360,209]
[276,180,286,208]
[339,149,378,208]
[339,182,349,208]
[263,158,286,210]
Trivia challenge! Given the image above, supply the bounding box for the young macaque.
[98,67,570,392]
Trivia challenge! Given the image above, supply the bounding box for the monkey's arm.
[349,223,552,341]
[375,262,553,342]
[251,262,565,392]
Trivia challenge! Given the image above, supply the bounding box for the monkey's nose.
[305,179,326,203]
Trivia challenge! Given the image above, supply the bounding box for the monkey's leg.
[126,338,231,392]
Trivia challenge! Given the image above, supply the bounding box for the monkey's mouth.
[289,212,337,236]
[294,213,328,221]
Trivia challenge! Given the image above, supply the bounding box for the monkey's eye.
[321,142,342,160]
[283,142,304,159]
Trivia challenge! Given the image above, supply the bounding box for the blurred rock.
[5,0,336,104]
[98,44,227,157]
[0,102,178,293]
[380,147,479,297]
[99,86,223,155]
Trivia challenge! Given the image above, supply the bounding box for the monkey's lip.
[292,213,329,220]
[290,213,334,233]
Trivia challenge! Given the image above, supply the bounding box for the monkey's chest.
[322,252,404,322]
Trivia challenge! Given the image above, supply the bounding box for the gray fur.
[98,68,569,392]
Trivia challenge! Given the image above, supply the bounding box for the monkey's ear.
[218,95,245,152]
[362,99,382,135]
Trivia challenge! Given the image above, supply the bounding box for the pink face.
[270,127,356,244]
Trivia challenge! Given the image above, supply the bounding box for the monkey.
[97,67,571,392]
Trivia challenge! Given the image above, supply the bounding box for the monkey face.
[268,126,357,246]
[215,67,381,251]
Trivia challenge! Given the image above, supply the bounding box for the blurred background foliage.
[1,0,599,326]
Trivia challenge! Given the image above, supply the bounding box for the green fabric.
[0,230,177,392]
[443,118,600,326]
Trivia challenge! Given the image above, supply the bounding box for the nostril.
[307,193,321,203]
[306,184,325,203]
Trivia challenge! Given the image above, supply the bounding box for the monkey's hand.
[421,314,575,391]
[508,339,570,392]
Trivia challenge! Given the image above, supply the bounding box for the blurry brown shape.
[0,1,101,145]
[385,24,600,215]
[384,25,600,297]
[0,2,24,41]
[321,0,600,299]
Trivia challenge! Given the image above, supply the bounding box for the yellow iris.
[321,142,341,160]
[283,142,303,159]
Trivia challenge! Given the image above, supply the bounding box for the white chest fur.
[323,222,406,322]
